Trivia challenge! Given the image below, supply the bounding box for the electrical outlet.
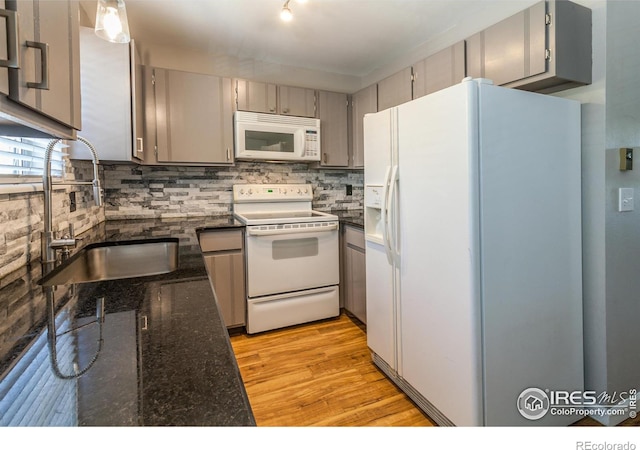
[69,192,77,212]
[346,184,352,196]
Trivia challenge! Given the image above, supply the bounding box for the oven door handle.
[247,223,339,236]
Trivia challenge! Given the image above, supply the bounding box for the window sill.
[0,183,42,194]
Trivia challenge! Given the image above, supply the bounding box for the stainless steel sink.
[39,238,179,286]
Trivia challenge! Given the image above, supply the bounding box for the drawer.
[344,225,365,250]
[199,230,243,252]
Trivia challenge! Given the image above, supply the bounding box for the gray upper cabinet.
[279,85,316,117]
[235,79,316,117]
[351,84,377,169]
[153,68,234,165]
[0,0,10,97]
[70,27,143,162]
[412,41,466,99]
[0,0,80,139]
[8,0,80,130]
[466,0,591,93]
[235,79,277,114]
[377,67,412,111]
[317,90,349,167]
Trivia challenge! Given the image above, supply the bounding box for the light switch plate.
[618,188,634,212]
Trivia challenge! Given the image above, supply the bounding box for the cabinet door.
[72,26,134,161]
[344,226,366,324]
[466,2,546,87]
[235,79,277,114]
[317,90,348,167]
[154,68,234,164]
[377,67,412,111]
[413,41,466,98]
[204,252,245,328]
[0,0,13,96]
[351,84,377,168]
[8,0,80,128]
[131,41,145,160]
[278,85,316,117]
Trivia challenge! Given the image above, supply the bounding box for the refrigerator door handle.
[381,166,393,264]
[387,164,399,263]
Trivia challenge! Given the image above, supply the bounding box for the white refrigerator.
[364,78,584,426]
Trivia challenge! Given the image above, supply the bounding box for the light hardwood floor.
[230,313,639,427]
[230,313,434,426]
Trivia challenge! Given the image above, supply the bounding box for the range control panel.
[233,184,313,202]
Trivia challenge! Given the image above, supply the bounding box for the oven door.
[245,222,340,297]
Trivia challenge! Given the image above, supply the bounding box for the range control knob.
[248,189,253,195]
[239,189,244,195]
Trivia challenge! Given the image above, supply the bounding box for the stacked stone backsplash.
[103,161,363,219]
[0,160,362,279]
[0,160,105,279]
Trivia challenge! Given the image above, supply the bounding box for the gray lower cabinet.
[412,41,466,99]
[199,229,246,329]
[0,0,80,139]
[152,68,234,165]
[317,90,349,167]
[350,84,377,169]
[466,0,591,93]
[342,225,366,324]
[377,67,413,111]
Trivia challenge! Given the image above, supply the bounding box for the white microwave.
[234,111,321,162]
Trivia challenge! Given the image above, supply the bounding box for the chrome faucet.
[42,136,102,267]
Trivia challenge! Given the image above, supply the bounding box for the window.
[0,136,67,183]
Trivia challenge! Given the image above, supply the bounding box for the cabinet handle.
[226,148,231,161]
[323,153,328,164]
[282,108,289,114]
[0,9,19,68]
[141,315,148,331]
[136,137,144,154]
[26,41,49,90]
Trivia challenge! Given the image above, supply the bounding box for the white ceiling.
[80,0,537,79]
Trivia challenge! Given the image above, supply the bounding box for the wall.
[0,161,105,280]
[553,0,640,421]
[602,0,640,399]
[103,162,363,219]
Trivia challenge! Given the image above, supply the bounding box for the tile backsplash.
[0,161,105,279]
[0,160,362,279]
[103,162,363,219]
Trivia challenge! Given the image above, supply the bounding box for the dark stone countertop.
[0,215,254,426]
[331,209,364,229]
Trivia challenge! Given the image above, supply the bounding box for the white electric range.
[233,184,340,334]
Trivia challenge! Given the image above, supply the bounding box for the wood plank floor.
[229,313,435,426]
[230,313,639,427]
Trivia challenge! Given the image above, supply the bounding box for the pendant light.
[95,0,130,44]
[281,0,293,22]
